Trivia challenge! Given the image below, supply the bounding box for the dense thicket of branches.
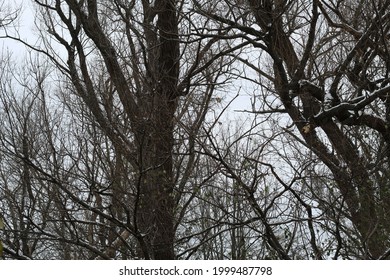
[1,0,390,259]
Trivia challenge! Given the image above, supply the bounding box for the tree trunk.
[135,0,179,259]
[135,98,176,259]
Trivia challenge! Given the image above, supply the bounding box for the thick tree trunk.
[135,98,176,260]
[135,0,179,259]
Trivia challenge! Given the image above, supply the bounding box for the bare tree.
[0,0,239,259]
[193,0,390,259]
[4,0,389,260]
[0,0,19,30]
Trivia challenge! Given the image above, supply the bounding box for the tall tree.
[194,0,390,259]
[45,0,181,260]
[0,0,236,259]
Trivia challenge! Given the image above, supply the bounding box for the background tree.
[0,0,19,29]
